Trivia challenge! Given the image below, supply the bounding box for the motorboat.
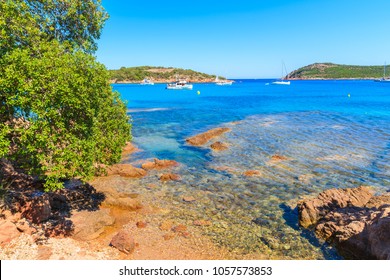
[166,80,193,90]
[141,78,154,85]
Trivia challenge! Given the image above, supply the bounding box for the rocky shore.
[0,142,237,260]
[297,186,390,259]
[1,124,389,260]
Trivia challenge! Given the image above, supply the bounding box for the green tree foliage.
[0,1,131,191]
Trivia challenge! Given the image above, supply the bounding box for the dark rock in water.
[297,186,390,260]
[110,230,135,254]
[252,218,270,226]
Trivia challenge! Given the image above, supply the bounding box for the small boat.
[141,78,154,85]
[374,62,390,82]
[215,76,233,86]
[271,62,291,85]
[166,79,193,90]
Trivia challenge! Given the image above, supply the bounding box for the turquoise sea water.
[113,80,390,259]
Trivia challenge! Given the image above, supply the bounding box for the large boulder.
[297,186,373,228]
[186,127,231,146]
[297,187,390,259]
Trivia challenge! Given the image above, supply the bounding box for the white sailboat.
[271,62,291,85]
[374,62,390,82]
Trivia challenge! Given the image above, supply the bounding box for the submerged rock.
[141,158,179,170]
[243,170,262,177]
[186,127,231,146]
[210,141,229,151]
[297,186,390,259]
[159,173,181,181]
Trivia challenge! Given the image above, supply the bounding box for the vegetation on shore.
[288,63,388,79]
[0,0,131,191]
[109,66,225,82]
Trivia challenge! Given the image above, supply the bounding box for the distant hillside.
[288,63,387,79]
[109,66,226,83]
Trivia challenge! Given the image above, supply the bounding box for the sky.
[96,0,390,78]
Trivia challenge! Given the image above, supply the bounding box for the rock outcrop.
[186,127,231,146]
[297,187,390,259]
[106,164,147,178]
[298,186,373,228]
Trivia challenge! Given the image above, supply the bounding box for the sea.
[112,79,390,259]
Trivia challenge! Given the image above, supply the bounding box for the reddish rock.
[159,173,181,181]
[163,233,175,240]
[0,220,21,246]
[172,224,187,233]
[141,158,179,170]
[297,186,373,228]
[15,219,37,235]
[122,142,138,158]
[193,220,212,226]
[243,170,262,177]
[267,154,290,165]
[179,231,191,238]
[21,195,52,224]
[186,127,231,146]
[70,209,115,241]
[183,196,196,202]
[159,220,173,231]
[136,221,147,228]
[106,164,147,178]
[210,141,229,151]
[297,187,390,260]
[110,230,135,254]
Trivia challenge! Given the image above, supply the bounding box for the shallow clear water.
[113,80,390,259]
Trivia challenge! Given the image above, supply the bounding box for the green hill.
[288,63,387,79]
[108,66,224,83]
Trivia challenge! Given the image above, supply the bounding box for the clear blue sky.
[96,0,390,78]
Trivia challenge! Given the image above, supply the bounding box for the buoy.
[197,91,200,95]
[348,93,351,98]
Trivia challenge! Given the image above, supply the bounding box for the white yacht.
[166,80,193,90]
[141,78,154,85]
[215,76,233,86]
